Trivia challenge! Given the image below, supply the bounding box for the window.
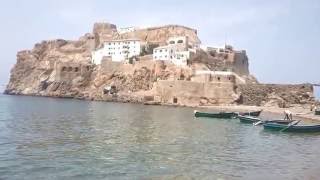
[217,77,220,81]
[68,67,72,72]
[109,43,111,45]
[74,67,79,72]
[177,40,183,43]
[169,41,175,44]
[160,50,162,52]
[165,55,167,58]
[155,56,157,59]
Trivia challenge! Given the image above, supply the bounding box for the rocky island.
[4,22,316,110]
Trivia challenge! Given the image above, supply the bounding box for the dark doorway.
[173,97,178,103]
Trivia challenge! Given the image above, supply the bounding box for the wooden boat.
[264,120,295,125]
[238,115,261,123]
[315,110,320,115]
[194,111,237,119]
[239,110,262,117]
[263,122,320,133]
[238,115,294,125]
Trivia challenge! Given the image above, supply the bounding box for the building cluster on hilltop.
[91,26,248,70]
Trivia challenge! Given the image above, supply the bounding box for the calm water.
[0,95,320,180]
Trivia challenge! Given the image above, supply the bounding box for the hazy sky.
[0,0,319,91]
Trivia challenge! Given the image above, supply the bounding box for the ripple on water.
[1,95,320,179]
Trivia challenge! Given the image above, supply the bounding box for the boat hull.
[194,111,236,119]
[241,110,262,117]
[264,120,295,125]
[263,123,320,133]
[238,115,261,123]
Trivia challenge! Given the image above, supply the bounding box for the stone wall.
[54,61,92,82]
[153,80,237,106]
[191,73,236,84]
[100,59,122,74]
[237,84,314,107]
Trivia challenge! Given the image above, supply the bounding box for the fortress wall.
[100,59,122,74]
[54,62,92,82]
[232,52,249,76]
[191,73,236,84]
[154,80,236,106]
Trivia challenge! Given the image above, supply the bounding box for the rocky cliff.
[237,84,315,107]
[5,37,94,96]
[4,22,315,107]
[93,23,201,48]
[4,23,200,100]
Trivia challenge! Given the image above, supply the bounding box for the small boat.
[239,110,262,117]
[238,115,261,123]
[238,115,294,125]
[263,122,320,133]
[264,120,296,125]
[194,111,237,119]
[315,110,320,115]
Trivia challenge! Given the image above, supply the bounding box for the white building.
[153,36,192,66]
[153,46,174,61]
[92,39,141,64]
[174,51,190,66]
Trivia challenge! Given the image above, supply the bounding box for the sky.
[0,0,319,97]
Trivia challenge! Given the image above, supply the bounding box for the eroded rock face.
[237,84,315,107]
[5,38,93,96]
[93,22,118,48]
[190,48,250,76]
[118,25,201,46]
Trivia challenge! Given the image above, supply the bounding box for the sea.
[0,94,320,179]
